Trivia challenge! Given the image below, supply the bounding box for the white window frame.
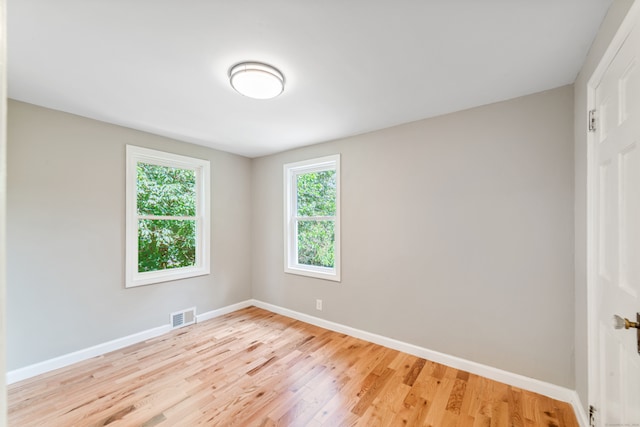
[126,145,210,288]
[283,154,341,281]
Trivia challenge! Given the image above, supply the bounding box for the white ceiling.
[8,0,612,158]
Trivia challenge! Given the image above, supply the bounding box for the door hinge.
[588,109,597,132]
[589,405,597,427]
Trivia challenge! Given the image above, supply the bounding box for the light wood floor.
[8,306,579,426]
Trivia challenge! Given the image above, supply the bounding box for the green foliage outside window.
[296,170,336,268]
[137,163,197,272]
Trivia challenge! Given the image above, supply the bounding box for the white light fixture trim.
[229,62,285,100]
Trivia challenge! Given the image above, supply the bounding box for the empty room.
[2,0,640,426]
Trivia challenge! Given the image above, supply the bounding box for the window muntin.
[136,163,197,272]
[284,155,340,281]
[126,146,210,287]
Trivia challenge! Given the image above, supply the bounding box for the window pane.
[137,163,196,216]
[138,219,196,272]
[297,220,334,268]
[296,170,336,217]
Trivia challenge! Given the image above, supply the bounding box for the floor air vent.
[171,307,196,329]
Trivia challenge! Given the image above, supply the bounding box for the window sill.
[126,266,210,288]
[284,265,340,282]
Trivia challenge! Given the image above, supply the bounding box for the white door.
[591,17,640,426]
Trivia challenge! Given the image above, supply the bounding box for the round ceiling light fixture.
[229,62,285,100]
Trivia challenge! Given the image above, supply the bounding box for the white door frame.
[586,0,640,419]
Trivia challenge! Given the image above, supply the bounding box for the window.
[284,155,340,281]
[126,145,210,287]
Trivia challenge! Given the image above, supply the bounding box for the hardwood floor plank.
[508,387,525,427]
[403,357,427,387]
[445,377,468,415]
[390,396,430,427]
[402,359,438,408]
[8,307,579,427]
[423,376,456,426]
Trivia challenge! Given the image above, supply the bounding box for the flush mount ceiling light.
[229,62,285,100]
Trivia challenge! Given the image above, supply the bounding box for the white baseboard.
[196,300,254,323]
[250,299,588,427]
[7,324,171,384]
[571,393,589,427]
[7,300,255,385]
[6,298,587,426]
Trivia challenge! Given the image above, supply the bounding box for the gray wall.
[6,83,579,389]
[7,100,252,370]
[252,85,575,387]
[573,0,636,412]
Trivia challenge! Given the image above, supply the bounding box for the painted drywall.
[573,0,636,413]
[251,85,575,387]
[6,101,252,370]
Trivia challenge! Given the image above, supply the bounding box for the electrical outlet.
[316,299,323,311]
